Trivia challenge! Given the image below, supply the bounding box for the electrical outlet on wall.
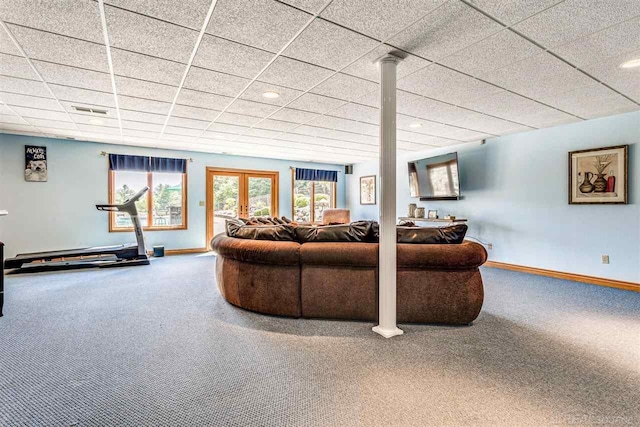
[199,201,205,207]
[602,255,609,264]
[487,243,493,250]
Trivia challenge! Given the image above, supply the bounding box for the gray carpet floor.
[0,254,638,427]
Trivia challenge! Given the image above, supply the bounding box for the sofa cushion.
[226,220,297,241]
[396,224,468,244]
[398,241,487,269]
[300,242,378,266]
[295,220,374,243]
[211,234,300,265]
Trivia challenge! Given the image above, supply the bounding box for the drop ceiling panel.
[166,116,209,130]
[389,1,503,61]
[398,95,471,123]
[468,0,564,26]
[440,30,543,76]
[341,45,429,83]
[118,109,166,125]
[115,76,178,103]
[119,95,172,115]
[517,109,580,128]
[585,51,640,102]
[121,120,162,132]
[206,0,311,53]
[0,28,21,56]
[310,115,378,135]
[270,107,320,123]
[7,25,109,72]
[0,53,38,80]
[0,75,50,97]
[0,123,38,133]
[23,117,76,130]
[33,61,113,93]
[183,67,250,98]
[329,103,379,124]
[320,0,446,41]
[0,114,26,125]
[255,118,298,133]
[105,5,198,63]
[244,128,282,139]
[172,104,221,121]
[457,90,554,122]
[240,81,303,106]
[204,122,249,135]
[398,65,503,105]
[104,0,212,30]
[193,35,274,79]
[49,84,115,107]
[553,17,640,69]
[59,101,116,117]
[226,99,280,118]
[310,73,378,102]
[282,19,379,70]
[0,92,61,111]
[513,0,640,48]
[111,49,185,86]
[217,112,263,127]
[542,81,637,119]
[70,114,120,128]
[175,89,232,110]
[11,106,71,121]
[449,111,533,135]
[0,0,103,43]
[287,92,346,114]
[258,56,334,91]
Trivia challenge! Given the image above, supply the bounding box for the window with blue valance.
[295,167,338,182]
[109,154,187,173]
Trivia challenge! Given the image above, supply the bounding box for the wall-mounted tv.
[408,152,460,200]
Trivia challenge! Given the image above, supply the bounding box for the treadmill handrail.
[96,186,149,215]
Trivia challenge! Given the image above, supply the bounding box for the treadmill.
[4,187,151,273]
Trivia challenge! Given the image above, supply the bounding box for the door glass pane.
[152,172,183,227]
[113,171,148,227]
[248,176,272,217]
[293,180,311,223]
[314,181,334,224]
[213,175,239,237]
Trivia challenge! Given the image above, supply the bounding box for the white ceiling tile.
[193,34,274,79]
[341,45,429,83]
[279,0,327,14]
[553,17,640,69]
[321,0,446,41]
[270,107,320,123]
[172,104,221,121]
[0,53,38,79]
[115,76,178,103]
[398,64,503,105]
[111,49,185,86]
[355,90,380,108]
[0,114,26,125]
[23,117,77,130]
[287,92,346,114]
[329,103,379,124]
[8,25,109,72]
[517,109,581,128]
[457,90,552,122]
[397,94,469,123]
[184,67,250,97]
[105,5,198,63]
[162,133,198,143]
[0,123,38,133]
[470,0,564,26]
[119,95,172,114]
[104,0,212,30]
[226,99,280,118]
[70,114,120,128]
[389,1,503,61]
[199,130,235,141]
[440,30,542,75]
[240,81,303,106]
[49,84,115,107]
[0,0,103,43]
[542,81,638,118]
[254,118,298,132]
[244,128,282,139]
[122,128,160,139]
[166,116,209,130]
[76,124,121,135]
[0,27,21,56]
[119,110,166,124]
[309,115,377,135]
[175,89,232,110]
[449,111,533,135]
[0,92,61,111]
[206,0,311,53]
[514,0,640,48]
[310,73,378,102]
[205,122,249,134]
[259,56,333,91]
[0,104,15,115]
[0,75,50,97]
[283,19,379,70]
[121,120,162,132]
[59,101,116,117]
[11,106,70,121]
[217,112,263,127]
[33,61,113,93]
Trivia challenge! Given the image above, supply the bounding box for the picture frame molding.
[568,144,628,205]
[360,175,376,205]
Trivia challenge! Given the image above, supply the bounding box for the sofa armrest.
[397,241,487,270]
[300,242,378,267]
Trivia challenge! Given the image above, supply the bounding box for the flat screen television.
[408,152,460,200]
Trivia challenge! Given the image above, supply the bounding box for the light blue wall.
[0,133,345,257]
[348,111,639,283]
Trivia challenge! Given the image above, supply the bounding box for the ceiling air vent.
[72,105,108,115]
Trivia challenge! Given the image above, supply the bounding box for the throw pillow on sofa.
[397,224,468,244]
[225,220,297,241]
[295,220,374,243]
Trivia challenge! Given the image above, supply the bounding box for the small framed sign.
[25,145,47,182]
[428,209,438,219]
[360,175,376,205]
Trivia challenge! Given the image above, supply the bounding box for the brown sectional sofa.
[211,234,487,325]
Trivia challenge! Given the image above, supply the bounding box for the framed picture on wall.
[25,145,48,182]
[569,145,628,204]
[360,175,376,205]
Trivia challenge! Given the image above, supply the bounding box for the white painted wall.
[0,133,345,258]
[347,111,640,283]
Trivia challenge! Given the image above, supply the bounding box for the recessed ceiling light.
[619,58,640,69]
[89,118,104,125]
[409,122,423,128]
[262,91,280,99]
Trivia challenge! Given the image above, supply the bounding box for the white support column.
[372,55,403,339]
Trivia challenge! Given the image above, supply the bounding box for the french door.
[206,168,279,243]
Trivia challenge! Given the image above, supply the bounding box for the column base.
[372,325,404,338]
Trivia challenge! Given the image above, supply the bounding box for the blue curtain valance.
[151,156,187,173]
[109,154,187,173]
[295,168,338,182]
